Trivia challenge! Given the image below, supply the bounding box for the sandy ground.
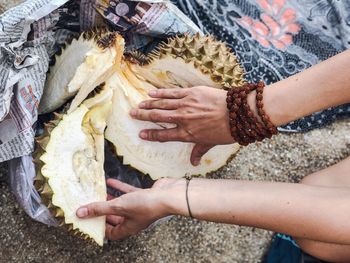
[1,1,350,262]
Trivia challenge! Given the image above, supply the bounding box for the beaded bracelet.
[226,81,277,146]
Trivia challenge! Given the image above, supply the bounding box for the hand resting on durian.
[78,49,350,262]
[130,86,234,166]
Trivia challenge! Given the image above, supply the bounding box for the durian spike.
[55,208,65,218]
[197,45,206,55]
[49,119,61,126]
[40,183,53,198]
[97,33,117,49]
[194,32,201,40]
[33,171,45,183]
[203,60,214,69]
[215,66,225,74]
[32,157,42,165]
[44,122,55,129]
[36,136,50,150]
[53,112,64,119]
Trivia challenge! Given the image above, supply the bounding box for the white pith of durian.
[68,34,125,113]
[39,35,95,114]
[39,88,112,246]
[105,61,240,179]
[39,32,124,115]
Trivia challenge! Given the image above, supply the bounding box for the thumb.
[190,144,214,166]
[76,200,119,218]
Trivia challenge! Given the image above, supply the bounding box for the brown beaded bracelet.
[226,81,277,145]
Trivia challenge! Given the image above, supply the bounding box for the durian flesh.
[36,87,112,246]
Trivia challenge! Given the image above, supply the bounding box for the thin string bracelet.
[185,176,194,218]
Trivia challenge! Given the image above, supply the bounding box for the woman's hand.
[76,178,184,240]
[130,86,234,166]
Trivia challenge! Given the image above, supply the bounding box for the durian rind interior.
[36,87,112,246]
[39,31,124,114]
[105,34,243,179]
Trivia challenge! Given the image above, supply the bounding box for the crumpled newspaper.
[0,0,200,225]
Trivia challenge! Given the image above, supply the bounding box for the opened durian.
[39,30,124,114]
[35,31,244,245]
[105,34,243,179]
[35,86,113,246]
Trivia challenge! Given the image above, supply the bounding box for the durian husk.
[34,114,82,234]
[39,29,124,114]
[127,33,245,89]
[34,87,113,246]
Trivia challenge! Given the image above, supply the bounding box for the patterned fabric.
[174,0,350,132]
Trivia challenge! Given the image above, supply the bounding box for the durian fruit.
[105,33,244,179]
[34,32,245,244]
[127,34,245,89]
[39,30,124,114]
[34,86,113,246]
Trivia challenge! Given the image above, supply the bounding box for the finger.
[139,128,189,142]
[139,99,181,110]
[106,215,124,226]
[148,88,189,99]
[76,199,122,218]
[107,178,139,193]
[106,223,133,241]
[130,109,176,123]
[190,144,214,166]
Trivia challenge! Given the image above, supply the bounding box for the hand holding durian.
[35,28,350,250]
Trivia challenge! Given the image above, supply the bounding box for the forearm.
[161,179,350,244]
[248,49,350,126]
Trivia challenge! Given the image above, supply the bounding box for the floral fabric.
[175,0,350,131]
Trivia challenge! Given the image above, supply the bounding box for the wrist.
[262,83,292,126]
[155,178,188,217]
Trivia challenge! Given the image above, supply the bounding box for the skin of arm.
[251,49,350,126]
[77,178,350,245]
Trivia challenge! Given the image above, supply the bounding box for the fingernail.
[130,109,137,117]
[77,208,88,218]
[149,90,157,96]
[139,131,148,139]
[139,102,146,108]
[193,158,200,166]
